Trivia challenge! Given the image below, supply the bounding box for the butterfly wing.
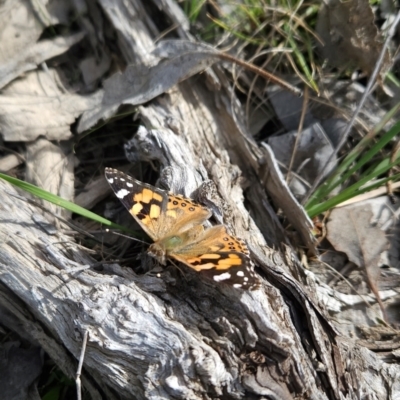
[105,168,211,241]
[170,225,260,290]
[105,168,260,290]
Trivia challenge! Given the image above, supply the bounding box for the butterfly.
[105,168,260,290]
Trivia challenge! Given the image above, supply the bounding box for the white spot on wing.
[126,182,133,187]
[213,272,231,282]
[236,271,244,277]
[233,283,242,288]
[116,188,130,199]
[107,177,114,184]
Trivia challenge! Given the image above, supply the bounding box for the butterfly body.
[148,224,204,264]
[105,168,260,290]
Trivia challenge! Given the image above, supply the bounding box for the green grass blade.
[306,117,400,208]
[307,173,400,218]
[285,31,318,92]
[0,172,128,232]
[306,162,400,218]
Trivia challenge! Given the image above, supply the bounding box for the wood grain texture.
[0,178,320,400]
[1,173,397,399]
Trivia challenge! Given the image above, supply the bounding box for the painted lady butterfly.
[105,168,260,290]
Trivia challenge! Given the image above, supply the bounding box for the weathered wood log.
[1,108,397,399]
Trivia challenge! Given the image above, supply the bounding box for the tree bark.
[0,1,399,400]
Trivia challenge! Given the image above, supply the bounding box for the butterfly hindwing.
[170,225,260,289]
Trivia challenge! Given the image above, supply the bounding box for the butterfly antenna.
[105,229,150,246]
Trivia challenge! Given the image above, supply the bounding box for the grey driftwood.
[0,121,396,399]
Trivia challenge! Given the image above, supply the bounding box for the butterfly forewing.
[105,168,210,239]
[105,168,168,241]
[105,168,260,290]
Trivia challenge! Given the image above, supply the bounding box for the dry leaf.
[78,40,220,132]
[268,122,337,198]
[316,0,391,76]
[327,204,389,320]
[327,206,388,269]
[0,0,81,89]
[0,69,101,141]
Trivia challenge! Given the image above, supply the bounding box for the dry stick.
[302,11,400,205]
[157,21,303,98]
[217,51,303,97]
[76,329,89,400]
[286,86,309,185]
[335,181,400,208]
